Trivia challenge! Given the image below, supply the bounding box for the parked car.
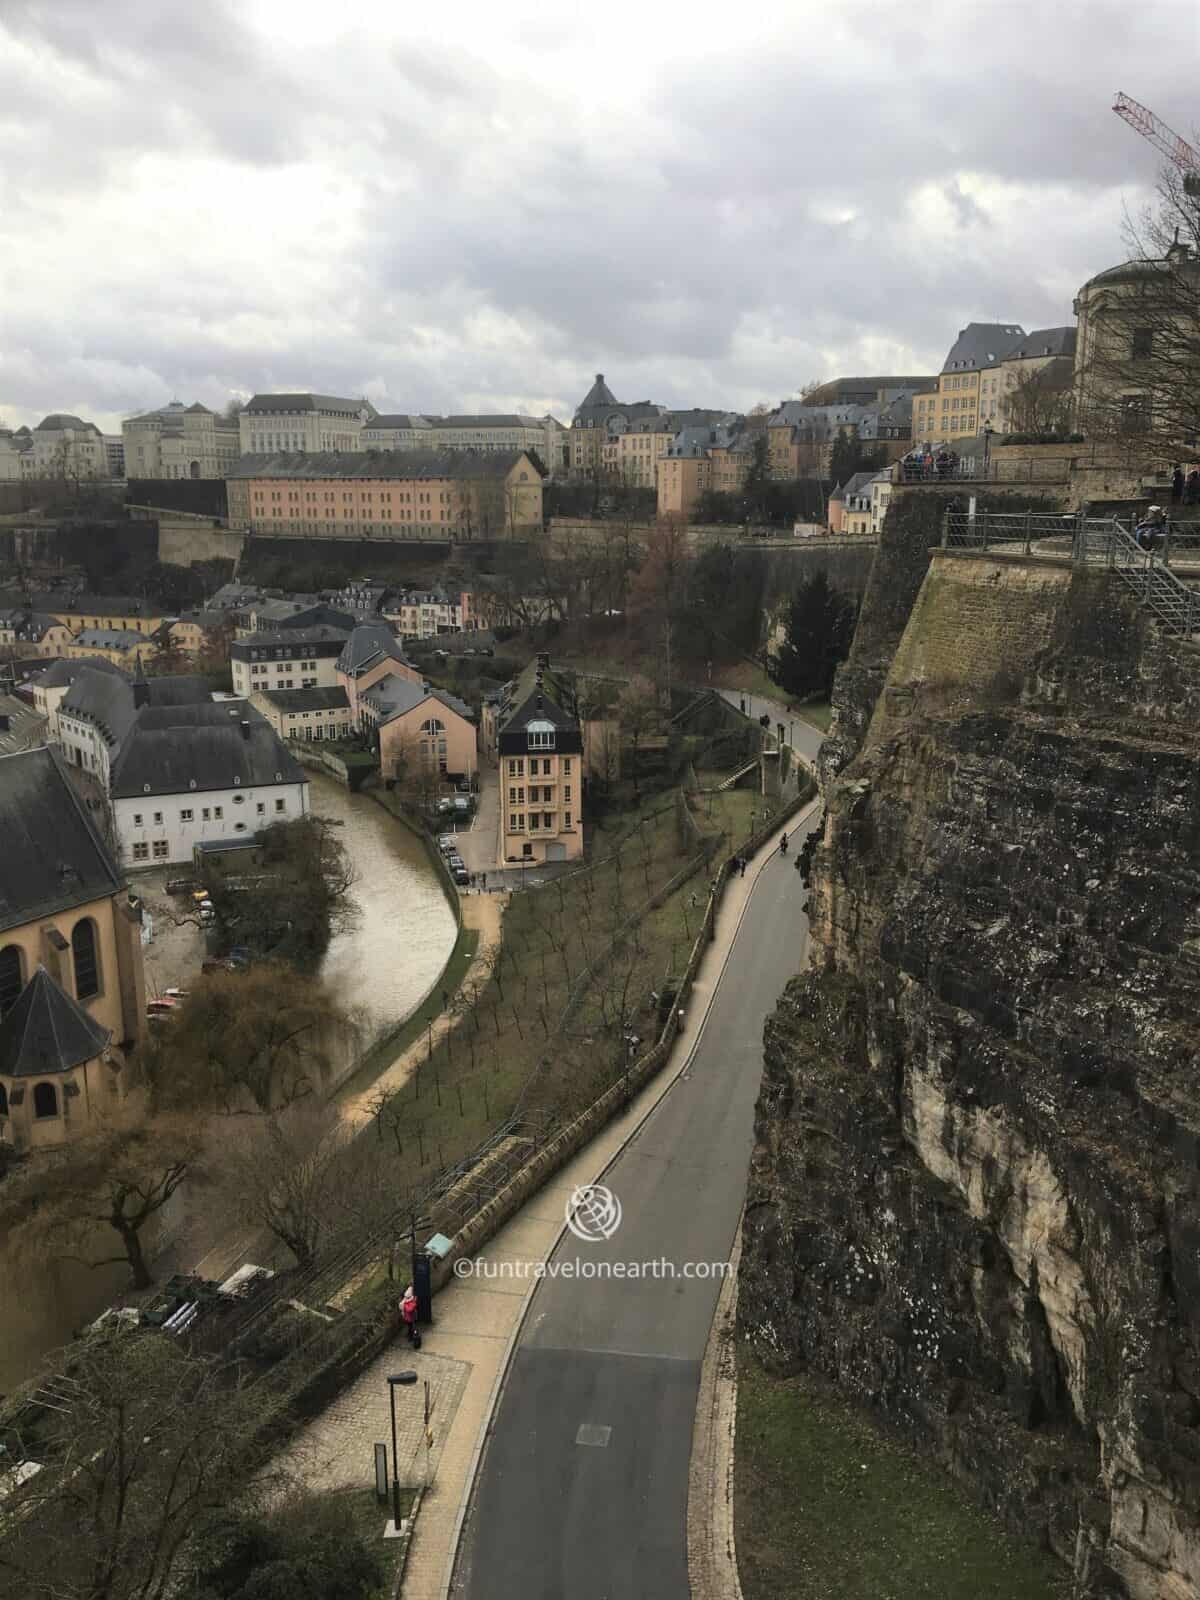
[452,796,472,817]
[447,853,466,872]
[165,878,198,896]
[437,835,458,855]
[436,797,455,814]
[451,864,470,885]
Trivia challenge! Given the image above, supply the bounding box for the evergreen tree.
[768,571,858,700]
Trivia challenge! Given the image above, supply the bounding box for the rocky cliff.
[741,500,1200,1598]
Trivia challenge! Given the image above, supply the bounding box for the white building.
[54,666,214,788]
[109,706,308,868]
[0,427,31,480]
[229,624,350,698]
[123,402,239,480]
[363,413,567,473]
[239,394,375,455]
[382,589,467,639]
[24,415,111,479]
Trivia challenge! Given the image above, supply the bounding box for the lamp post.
[982,424,994,479]
[387,1371,418,1533]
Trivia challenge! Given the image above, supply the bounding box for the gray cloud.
[1,1,1197,432]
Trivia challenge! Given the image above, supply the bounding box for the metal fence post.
[980,508,989,550]
[1024,508,1032,556]
[941,508,950,549]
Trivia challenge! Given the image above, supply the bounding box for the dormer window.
[527,718,555,751]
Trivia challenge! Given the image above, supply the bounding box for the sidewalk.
[339,892,505,1127]
[275,819,806,1600]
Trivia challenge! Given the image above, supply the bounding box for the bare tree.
[1074,164,1200,458]
[0,1115,201,1290]
[0,1334,270,1600]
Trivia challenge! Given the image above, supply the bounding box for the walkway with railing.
[942,509,1200,638]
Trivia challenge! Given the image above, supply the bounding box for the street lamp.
[982,424,994,479]
[387,1371,418,1533]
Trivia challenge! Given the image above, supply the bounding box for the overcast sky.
[1,0,1197,433]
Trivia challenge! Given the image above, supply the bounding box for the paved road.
[453,806,820,1599]
[712,686,825,765]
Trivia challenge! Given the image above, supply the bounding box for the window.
[180,808,193,822]
[1131,327,1154,359]
[529,814,540,830]
[202,807,211,821]
[213,806,223,819]
[275,798,286,813]
[564,786,572,802]
[509,787,517,804]
[71,919,100,1000]
[563,759,571,774]
[152,840,169,859]
[257,802,266,815]
[543,812,553,829]
[33,1081,58,1119]
[153,811,163,825]
[132,811,143,827]
[564,812,572,827]
[0,944,23,1015]
[527,719,555,750]
[233,793,245,805]
[132,841,149,862]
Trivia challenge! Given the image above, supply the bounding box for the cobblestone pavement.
[272,1343,473,1496]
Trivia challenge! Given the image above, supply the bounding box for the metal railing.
[941,510,1200,638]
[898,456,1071,485]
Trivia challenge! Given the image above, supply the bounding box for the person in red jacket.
[400,1284,418,1343]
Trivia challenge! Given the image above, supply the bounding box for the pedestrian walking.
[779,831,788,857]
[1172,464,1185,503]
[740,856,747,878]
[481,871,487,890]
[1187,468,1200,506]
[739,696,746,713]
[400,1283,419,1345]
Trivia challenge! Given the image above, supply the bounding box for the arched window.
[0,945,23,1016]
[189,460,201,479]
[33,1081,58,1119]
[0,1082,8,1118]
[419,718,445,736]
[72,919,100,1000]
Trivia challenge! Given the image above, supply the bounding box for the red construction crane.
[1113,91,1200,194]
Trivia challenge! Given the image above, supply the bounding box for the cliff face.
[741,513,1200,1598]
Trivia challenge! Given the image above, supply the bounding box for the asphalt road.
[454,805,820,1599]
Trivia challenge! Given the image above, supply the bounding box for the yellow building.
[569,375,663,481]
[0,747,146,1152]
[601,410,728,488]
[911,323,1027,444]
[65,628,159,667]
[249,686,355,743]
[227,450,543,539]
[978,328,1077,433]
[483,656,584,865]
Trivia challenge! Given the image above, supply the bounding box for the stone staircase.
[1076,518,1200,638]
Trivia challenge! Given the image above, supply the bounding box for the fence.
[898,455,1072,485]
[942,509,1200,638]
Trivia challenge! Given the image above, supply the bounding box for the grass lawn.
[735,1348,1070,1600]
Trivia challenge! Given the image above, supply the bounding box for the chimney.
[240,719,251,741]
[595,373,604,383]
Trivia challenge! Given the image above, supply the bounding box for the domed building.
[1072,241,1200,452]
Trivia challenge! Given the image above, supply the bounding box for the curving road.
[453,802,822,1599]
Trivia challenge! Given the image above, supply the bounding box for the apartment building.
[600,409,729,488]
[569,375,664,480]
[484,656,584,865]
[226,450,544,539]
[56,666,213,787]
[249,686,355,743]
[335,623,422,722]
[365,413,567,473]
[229,624,350,697]
[383,589,466,639]
[239,393,376,455]
[911,324,1027,444]
[656,418,750,519]
[976,327,1077,433]
[360,677,476,784]
[123,401,240,480]
[13,415,112,479]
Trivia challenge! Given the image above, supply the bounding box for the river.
[0,775,455,1392]
[309,772,457,1045]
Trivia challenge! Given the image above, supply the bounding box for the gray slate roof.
[0,748,125,934]
[363,675,473,728]
[0,966,112,1079]
[366,414,434,430]
[110,713,303,799]
[243,393,370,415]
[941,322,1026,372]
[1006,326,1077,360]
[336,622,414,676]
[229,449,537,481]
[577,374,618,411]
[35,414,99,433]
[74,628,145,649]
[255,686,350,713]
[31,657,128,691]
[61,669,213,751]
